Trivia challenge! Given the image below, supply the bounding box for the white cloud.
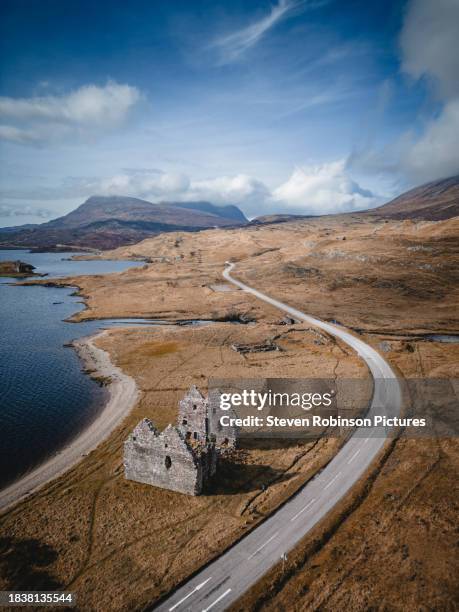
[400,0,459,98]
[94,171,270,214]
[211,0,314,64]
[403,99,459,182]
[0,81,140,124]
[0,203,54,219]
[94,170,191,199]
[351,0,459,185]
[187,174,270,207]
[0,81,141,144]
[1,163,378,219]
[271,160,377,214]
[0,125,44,144]
[397,0,459,182]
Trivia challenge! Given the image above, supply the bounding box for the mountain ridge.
[0,195,248,250]
[371,175,459,220]
[1,176,457,250]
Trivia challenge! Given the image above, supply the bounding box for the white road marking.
[347,449,361,464]
[202,588,231,612]
[323,472,341,490]
[247,532,279,559]
[169,577,212,611]
[290,499,316,522]
[155,264,401,612]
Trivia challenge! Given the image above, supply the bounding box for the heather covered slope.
[0,196,248,250]
[372,175,459,220]
[249,176,459,226]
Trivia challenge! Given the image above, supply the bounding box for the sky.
[0,0,458,225]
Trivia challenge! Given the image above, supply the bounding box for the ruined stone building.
[124,386,236,495]
[177,385,237,448]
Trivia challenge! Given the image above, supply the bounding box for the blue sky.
[0,0,458,224]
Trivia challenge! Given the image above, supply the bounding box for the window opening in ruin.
[165,456,172,469]
[193,432,198,440]
[193,404,197,410]
[182,419,187,425]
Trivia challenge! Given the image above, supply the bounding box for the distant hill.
[372,175,459,220]
[249,213,312,225]
[0,196,248,251]
[166,201,247,223]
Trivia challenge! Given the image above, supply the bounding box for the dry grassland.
[2,213,458,610]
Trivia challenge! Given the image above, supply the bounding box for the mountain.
[252,177,459,225]
[0,196,248,251]
[166,201,247,223]
[372,175,459,220]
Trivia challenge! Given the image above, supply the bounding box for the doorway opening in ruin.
[165,456,172,469]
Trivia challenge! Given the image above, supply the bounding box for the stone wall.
[124,386,236,495]
[195,444,218,482]
[124,421,203,496]
[177,385,209,444]
[208,389,238,450]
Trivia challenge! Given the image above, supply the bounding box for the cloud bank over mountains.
[271,161,376,215]
[108,162,378,217]
[2,161,377,220]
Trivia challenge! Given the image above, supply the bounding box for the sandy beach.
[0,330,139,512]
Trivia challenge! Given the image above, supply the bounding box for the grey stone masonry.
[177,385,209,444]
[124,420,211,495]
[208,388,238,450]
[124,386,233,496]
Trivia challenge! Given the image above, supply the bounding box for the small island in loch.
[0,260,40,277]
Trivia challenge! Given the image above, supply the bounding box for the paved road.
[154,262,401,612]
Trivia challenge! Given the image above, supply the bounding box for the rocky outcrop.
[0,260,37,277]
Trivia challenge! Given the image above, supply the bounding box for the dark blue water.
[0,250,145,489]
[424,334,459,343]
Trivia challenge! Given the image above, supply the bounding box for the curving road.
[154,262,401,612]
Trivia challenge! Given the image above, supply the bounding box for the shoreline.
[0,330,139,513]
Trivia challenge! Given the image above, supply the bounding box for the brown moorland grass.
[0,322,367,611]
[230,341,459,612]
[2,213,458,610]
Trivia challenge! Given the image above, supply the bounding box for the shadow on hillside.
[0,536,62,590]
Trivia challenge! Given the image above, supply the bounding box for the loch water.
[0,250,145,488]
